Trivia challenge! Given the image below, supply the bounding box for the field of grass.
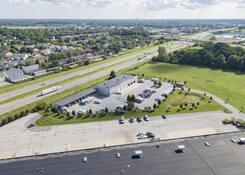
[0,44,160,95]
[36,89,225,126]
[128,62,245,111]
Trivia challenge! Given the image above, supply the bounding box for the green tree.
[109,70,116,79]
[105,107,109,113]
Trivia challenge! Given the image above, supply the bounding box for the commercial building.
[22,64,47,76]
[4,69,32,83]
[96,74,138,96]
[55,88,96,110]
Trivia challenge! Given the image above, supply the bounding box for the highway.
[0,45,163,103]
[0,42,192,115]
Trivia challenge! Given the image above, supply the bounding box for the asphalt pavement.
[1,132,245,175]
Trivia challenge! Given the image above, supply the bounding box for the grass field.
[128,62,245,111]
[36,89,225,126]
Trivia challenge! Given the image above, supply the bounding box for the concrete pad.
[0,151,16,159]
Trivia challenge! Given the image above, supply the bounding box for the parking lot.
[0,110,242,159]
[69,80,173,114]
[1,132,245,175]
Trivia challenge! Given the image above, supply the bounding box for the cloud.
[8,0,245,10]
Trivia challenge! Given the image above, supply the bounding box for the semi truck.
[41,86,62,96]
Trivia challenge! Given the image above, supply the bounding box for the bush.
[222,119,233,124]
[14,114,20,120]
[26,109,30,114]
[153,104,157,109]
[7,116,13,122]
[105,107,109,113]
[20,111,26,117]
[36,102,47,111]
[1,119,7,126]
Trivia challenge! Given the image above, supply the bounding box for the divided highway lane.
[0,42,191,115]
[0,44,167,103]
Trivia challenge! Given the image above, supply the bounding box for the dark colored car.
[146,132,155,138]
[137,117,142,122]
[162,115,167,119]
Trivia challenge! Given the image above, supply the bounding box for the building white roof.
[96,74,137,89]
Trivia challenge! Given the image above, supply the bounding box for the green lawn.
[36,89,225,126]
[128,62,245,111]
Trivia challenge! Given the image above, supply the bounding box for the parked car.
[83,157,87,162]
[27,123,35,128]
[155,97,161,102]
[94,100,101,104]
[146,132,155,138]
[116,153,121,158]
[130,117,134,123]
[144,115,149,121]
[204,142,211,147]
[137,117,142,122]
[162,115,167,119]
[120,116,125,124]
[116,91,122,95]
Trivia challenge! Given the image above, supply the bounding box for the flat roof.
[1,132,245,175]
[56,88,96,107]
[96,74,137,89]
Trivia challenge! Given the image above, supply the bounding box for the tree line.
[152,42,245,72]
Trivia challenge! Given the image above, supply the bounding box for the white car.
[116,91,122,95]
[144,115,149,121]
[231,138,237,143]
[116,153,121,158]
[83,157,87,162]
[204,142,210,147]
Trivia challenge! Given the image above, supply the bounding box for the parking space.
[69,80,173,113]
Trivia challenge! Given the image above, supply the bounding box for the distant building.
[0,73,5,82]
[4,68,31,83]
[22,64,47,76]
[11,54,28,60]
[0,50,13,59]
[42,49,52,56]
[96,74,138,96]
[55,88,96,110]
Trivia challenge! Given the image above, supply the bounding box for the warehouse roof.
[56,88,96,107]
[96,74,137,89]
[22,64,41,73]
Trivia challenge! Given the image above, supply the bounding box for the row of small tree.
[0,102,47,127]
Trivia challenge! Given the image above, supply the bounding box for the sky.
[0,0,245,19]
